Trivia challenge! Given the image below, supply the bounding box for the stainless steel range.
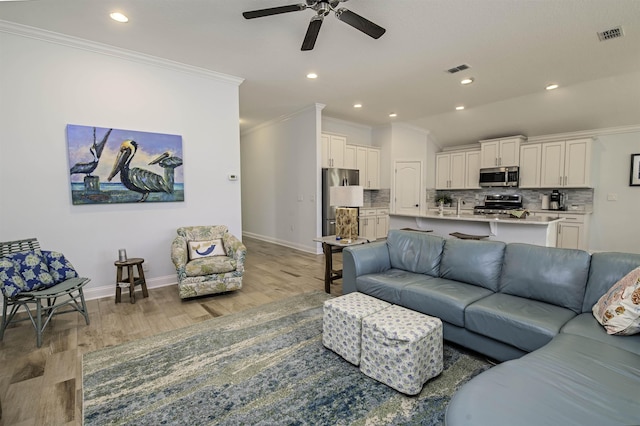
[474,194,523,215]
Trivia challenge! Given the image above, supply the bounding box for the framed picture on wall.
[67,124,184,204]
[631,153,640,186]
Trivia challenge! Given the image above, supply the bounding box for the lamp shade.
[329,185,364,207]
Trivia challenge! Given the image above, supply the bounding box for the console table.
[315,236,369,294]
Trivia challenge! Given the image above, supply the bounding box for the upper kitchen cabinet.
[465,150,481,189]
[479,136,526,168]
[540,138,593,188]
[321,133,346,168]
[344,144,357,169]
[355,145,380,189]
[436,151,466,189]
[519,143,542,188]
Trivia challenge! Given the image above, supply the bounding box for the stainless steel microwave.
[479,166,519,187]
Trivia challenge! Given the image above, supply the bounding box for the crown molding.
[526,124,640,143]
[241,103,325,136]
[0,20,244,85]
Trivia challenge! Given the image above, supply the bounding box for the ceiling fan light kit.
[243,0,385,51]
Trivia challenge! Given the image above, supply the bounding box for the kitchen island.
[390,211,565,247]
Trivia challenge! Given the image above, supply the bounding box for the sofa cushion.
[561,313,640,356]
[42,250,79,284]
[356,269,432,304]
[440,239,506,291]
[592,266,640,335]
[185,256,236,276]
[187,239,226,260]
[3,249,55,291]
[499,243,590,313]
[445,333,640,426]
[465,293,576,352]
[0,257,27,298]
[386,230,444,277]
[400,278,493,327]
[583,252,640,313]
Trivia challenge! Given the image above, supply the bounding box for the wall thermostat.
[228,174,239,181]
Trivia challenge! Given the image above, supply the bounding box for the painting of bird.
[148,151,183,193]
[69,128,112,176]
[107,140,173,202]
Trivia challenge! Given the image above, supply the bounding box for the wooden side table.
[314,236,369,294]
[114,258,149,304]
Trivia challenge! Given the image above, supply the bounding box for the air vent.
[597,26,624,41]
[446,64,471,74]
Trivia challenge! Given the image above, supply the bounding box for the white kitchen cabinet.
[344,144,356,169]
[540,138,592,188]
[355,145,381,189]
[359,208,389,241]
[465,150,481,189]
[321,134,346,168]
[557,213,589,250]
[519,143,542,188]
[435,151,468,189]
[479,136,525,168]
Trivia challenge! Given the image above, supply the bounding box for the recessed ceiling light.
[460,78,474,85]
[546,84,559,90]
[353,103,362,108]
[110,12,129,23]
[306,73,318,79]
[456,106,465,111]
[389,113,397,118]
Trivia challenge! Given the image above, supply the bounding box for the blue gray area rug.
[83,292,491,425]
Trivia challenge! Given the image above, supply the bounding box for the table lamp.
[330,185,364,243]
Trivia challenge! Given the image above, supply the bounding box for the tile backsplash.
[432,188,593,211]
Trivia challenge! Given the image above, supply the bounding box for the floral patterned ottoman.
[322,292,391,365]
[360,304,443,395]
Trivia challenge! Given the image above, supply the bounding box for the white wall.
[0,27,243,298]
[241,105,322,253]
[589,131,640,253]
[321,116,373,147]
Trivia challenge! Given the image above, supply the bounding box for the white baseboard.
[242,232,321,254]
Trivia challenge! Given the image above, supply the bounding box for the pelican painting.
[108,140,174,202]
[69,128,112,176]
[67,124,184,205]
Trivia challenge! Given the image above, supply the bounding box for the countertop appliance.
[474,194,523,215]
[549,190,565,210]
[322,168,359,236]
[479,166,519,187]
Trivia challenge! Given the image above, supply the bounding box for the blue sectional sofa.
[342,230,640,426]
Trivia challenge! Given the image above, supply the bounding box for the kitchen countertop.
[391,210,564,225]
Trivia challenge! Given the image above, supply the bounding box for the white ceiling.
[1,0,639,147]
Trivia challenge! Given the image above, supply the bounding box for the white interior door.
[394,161,421,215]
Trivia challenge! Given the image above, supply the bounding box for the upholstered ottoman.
[360,305,443,395]
[323,292,391,365]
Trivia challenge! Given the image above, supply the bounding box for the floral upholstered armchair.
[171,225,246,299]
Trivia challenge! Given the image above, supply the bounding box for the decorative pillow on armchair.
[188,239,226,260]
[0,258,28,298]
[2,250,55,293]
[592,266,640,335]
[43,250,79,284]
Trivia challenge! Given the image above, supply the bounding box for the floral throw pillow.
[3,250,55,292]
[0,258,28,298]
[188,239,226,260]
[42,250,79,284]
[592,266,640,335]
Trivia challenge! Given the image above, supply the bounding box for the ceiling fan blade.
[301,16,323,51]
[335,8,386,39]
[242,4,307,19]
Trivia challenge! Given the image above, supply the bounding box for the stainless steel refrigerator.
[322,167,360,236]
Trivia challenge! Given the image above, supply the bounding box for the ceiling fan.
[242,0,386,51]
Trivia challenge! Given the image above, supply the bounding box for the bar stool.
[449,232,488,240]
[114,258,149,303]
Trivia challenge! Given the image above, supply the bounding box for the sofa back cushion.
[387,230,445,277]
[499,243,591,313]
[583,252,640,313]
[440,239,506,291]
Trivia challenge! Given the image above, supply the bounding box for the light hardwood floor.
[0,237,342,425]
